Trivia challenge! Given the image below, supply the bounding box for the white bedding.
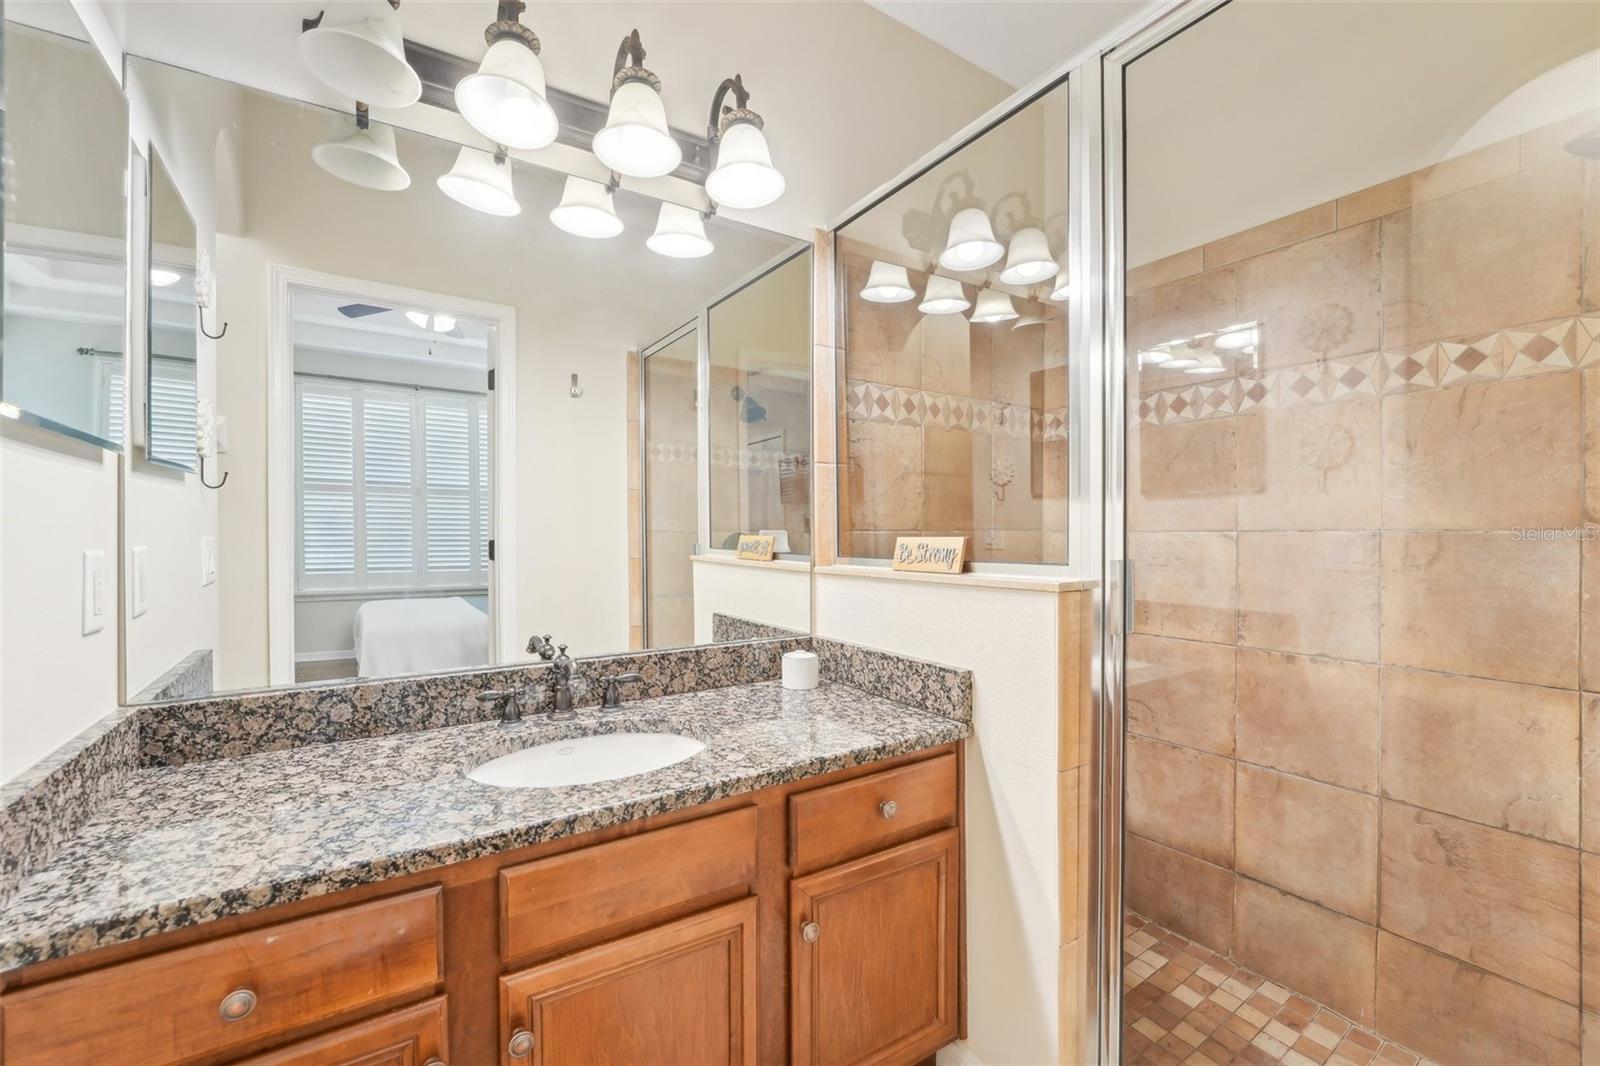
[353,596,489,678]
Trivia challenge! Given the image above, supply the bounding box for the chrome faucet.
[548,644,577,720]
[526,633,557,660]
[477,687,525,727]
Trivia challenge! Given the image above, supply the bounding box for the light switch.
[131,545,149,618]
[200,536,217,586]
[81,550,106,635]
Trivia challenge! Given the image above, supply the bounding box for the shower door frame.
[637,318,701,650]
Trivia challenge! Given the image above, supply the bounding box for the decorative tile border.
[813,636,972,724]
[644,441,811,470]
[845,378,1069,442]
[1136,316,1600,426]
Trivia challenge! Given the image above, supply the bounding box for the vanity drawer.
[789,754,958,871]
[501,807,757,961]
[236,996,447,1065]
[0,887,442,1066]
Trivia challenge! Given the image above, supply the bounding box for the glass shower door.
[640,325,699,649]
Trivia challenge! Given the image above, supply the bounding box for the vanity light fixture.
[997,227,1058,286]
[550,175,625,238]
[918,275,970,315]
[1162,355,1201,370]
[594,30,682,179]
[938,207,1003,272]
[1186,364,1227,375]
[703,74,785,210]
[1136,349,1172,366]
[1214,326,1259,351]
[311,103,411,191]
[404,310,457,332]
[298,0,421,110]
[1049,269,1071,303]
[969,288,1019,324]
[437,145,521,216]
[646,202,713,258]
[150,268,182,288]
[455,1,558,150]
[860,261,916,303]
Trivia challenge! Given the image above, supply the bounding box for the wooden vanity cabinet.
[0,744,962,1066]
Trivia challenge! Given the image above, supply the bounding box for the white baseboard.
[936,1041,986,1066]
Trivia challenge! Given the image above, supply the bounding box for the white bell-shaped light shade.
[298,0,421,109]
[436,146,520,217]
[997,227,1058,286]
[938,207,1003,272]
[594,78,682,178]
[647,202,713,258]
[970,288,1019,324]
[705,121,785,210]
[860,261,915,303]
[919,275,970,315]
[549,176,623,239]
[312,115,410,191]
[1049,267,1071,303]
[455,37,558,150]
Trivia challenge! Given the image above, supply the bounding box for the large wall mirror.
[1,12,129,449]
[144,148,200,471]
[116,50,812,704]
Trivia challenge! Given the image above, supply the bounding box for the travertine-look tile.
[1586,368,1600,524]
[1127,247,1205,294]
[920,309,972,396]
[1127,634,1235,757]
[1380,531,1580,687]
[844,261,923,389]
[1128,417,1242,532]
[1129,532,1237,644]
[1126,735,1234,867]
[1587,538,1600,692]
[844,421,923,530]
[1236,649,1379,793]
[1380,668,1579,845]
[1584,695,1600,852]
[1380,158,1586,348]
[1235,399,1381,531]
[1060,766,1082,943]
[1336,138,1520,228]
[813,462,838,567]
[1128,266,1239,354]
[1125,833,1234,953]
[1236,764,1379,922]
[1204,202,1338,270]
[1380,802,1579,1003]
[1584,1009,1600,1066]
[1238,532,1380,661]
[1584,853,1600,1013]
[812,345,838,464]
[1376,932,1580,1066]
[1381,371,1583,529]
[1234,877,1377,1026]
[1235,221,1381,368]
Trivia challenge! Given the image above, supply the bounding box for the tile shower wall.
[1125,110,1600,1064]
[836,244,1069,564]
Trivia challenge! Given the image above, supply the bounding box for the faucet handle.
[600,672,645,709]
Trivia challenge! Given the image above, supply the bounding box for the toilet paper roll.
[782,650,819,690]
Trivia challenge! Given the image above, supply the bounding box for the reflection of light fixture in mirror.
[1186,364,1227,375]
[455,0,558,150]
[150,268,182,288]
[969,288,1019,324]
[437,146,521,216]
[1049,268,1071,303]
[647,202,712,258]
[1012,315,1045,331]
[860,261,915,303]
[1163,356,1201,370]
[998,227,1058,286]
[919,275,970,315]
[1136,349,1171,367]
[704,74,784,209]
[312,103,410,191]
[1215,326,1259,351]
[405,310,457,332]
[298,0,421,110]
[0,402,19,420]
[594,30,681,179]
[549,175,624,238]
[938,208,1004,271]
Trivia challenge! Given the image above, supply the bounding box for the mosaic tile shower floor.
[1123,914,1436,1066]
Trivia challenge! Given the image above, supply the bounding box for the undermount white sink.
[467,732,706,789]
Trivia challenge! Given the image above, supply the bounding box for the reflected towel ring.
[199,302,228,340]
[199,454,228,490]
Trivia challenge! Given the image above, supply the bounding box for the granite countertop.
[0,680,968,972]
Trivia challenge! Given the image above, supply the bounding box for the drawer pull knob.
[509,1028,536,1058]
[218,987,257,1022]
[801,921,821,943]
[424,1060,446,1066]
[879,799,898,820]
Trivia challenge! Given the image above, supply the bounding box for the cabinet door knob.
[424,1060,446,1066]
[801,921,821,943]
[508,1028,535,1058]
[879,799,898,820]
[218,987,257,1022]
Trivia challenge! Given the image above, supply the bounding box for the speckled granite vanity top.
[0,680,967,971]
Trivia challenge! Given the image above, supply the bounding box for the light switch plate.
[200,536,217,586]
[81,550,106,635]
[131,545,149,618]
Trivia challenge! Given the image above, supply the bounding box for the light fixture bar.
[404,39,713,182]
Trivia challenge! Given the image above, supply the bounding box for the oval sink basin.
[468,732,706,789]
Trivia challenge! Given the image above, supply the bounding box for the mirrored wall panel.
[834,81,1069,565]
[117,54,809,703]
[1,15,129,448]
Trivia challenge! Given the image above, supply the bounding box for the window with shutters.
[147,356,198,467]
[295,376,489,592]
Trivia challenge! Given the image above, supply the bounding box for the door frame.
[265,264,518,686]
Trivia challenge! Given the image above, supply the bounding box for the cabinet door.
[791,830,960,1066]
[499,897,758,1066]
[236,996,447,1065]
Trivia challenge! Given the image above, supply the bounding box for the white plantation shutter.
[149,358,198,467]
[96,358,125,445]
[295,376,488,592]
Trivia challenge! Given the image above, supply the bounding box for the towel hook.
[199,302,228,340]
[199,454,228,489]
